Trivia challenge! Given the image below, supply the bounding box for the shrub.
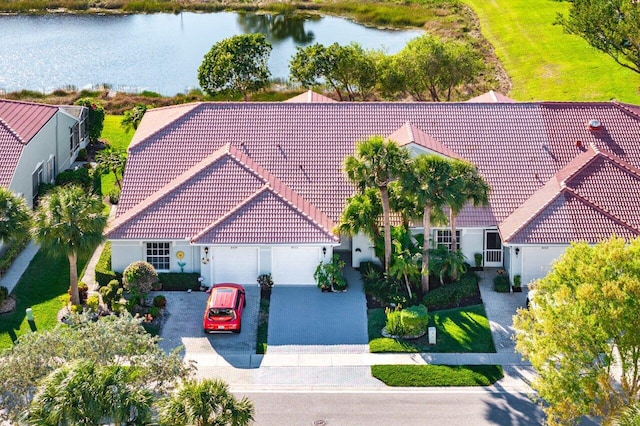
[95,242,120,287]
[314,254,347,291]
[422,273,479,311]
[108,187,120,205]
[70,304,83,314]
[513,274,521,288]
[91,168,102,196]
[157,273,200,291]
[153,295,167,308]
[257,273,274,299]
[401,305,429,336]
[0,286,8,304]
[361,262,409,306]
[123,261,158,302]
[474,253,483,268]
[99,279,122,311]
[148,306,160,318]
[55,167,91,190]
[493,275,510,293]
[69,282,89,305]
[76,148,88,161]
[385,306,404,336]
[0,235,29,276]
[86,294,100,312]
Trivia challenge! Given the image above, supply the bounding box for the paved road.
[238,390,546,426]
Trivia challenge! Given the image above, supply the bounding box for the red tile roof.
[284,90,337,103]
[114,101,640,245]
[388,121,462,159]
[466,90,515,103]
[107,143,337,244]
[0,99,58,187]
[500,143,640,243]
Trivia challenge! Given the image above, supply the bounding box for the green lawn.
[371,364,503,387]
[369,304,496,353]
[461,0,640,103]
[101,115,133,151]
[0,248,94,351]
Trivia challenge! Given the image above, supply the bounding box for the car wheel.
[233,326,241,334]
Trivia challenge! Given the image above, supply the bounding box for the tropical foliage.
[121,103,148,132]
[75,98,105,143]
[514,236,640,425]
[96,148,127,189]
[31,185,106,305]
[0,187,30,244]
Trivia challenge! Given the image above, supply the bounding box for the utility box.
[428,326,436,345]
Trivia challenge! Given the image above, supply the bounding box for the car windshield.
[208,308,236,321]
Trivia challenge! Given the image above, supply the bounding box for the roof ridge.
[105,143,231,236]
[191,185,270,243]
[225,145,337,237]
[0,98,58,110]
[612,101,640,120]
[0,116,25,145]
[128,102,203,150]
[563,187,640,234]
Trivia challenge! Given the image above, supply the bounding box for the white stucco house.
[105,92,640,287]
[0,99,89,209]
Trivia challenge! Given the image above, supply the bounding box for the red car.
[203,283,246,333]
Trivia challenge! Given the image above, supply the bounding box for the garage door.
[272,247,321,285]
[212,247,259,284]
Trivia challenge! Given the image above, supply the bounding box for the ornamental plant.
[313,254,347,291]
[123,261,158,305]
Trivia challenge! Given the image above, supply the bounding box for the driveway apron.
[267,259,369,354]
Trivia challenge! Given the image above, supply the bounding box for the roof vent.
[575,140,582,147]
[587,119,601,130]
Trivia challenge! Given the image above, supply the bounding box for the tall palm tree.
[403,154,454,293]
[158,379,254,426]
[27,361,153,426]
[336,187,382,241]
[32,185,106,305]
[0,187,30,245]
[447,160,490,256]
[344,136,410,271]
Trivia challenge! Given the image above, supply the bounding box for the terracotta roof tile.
[387,121,462,159]
[466,90,515,103]
[115,101,640,242]
[284,90,337,103]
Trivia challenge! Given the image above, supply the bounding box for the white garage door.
[272,247,321,285]
[212,247,259,284]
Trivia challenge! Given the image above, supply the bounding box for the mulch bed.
[0,296,16,314]
[366,283,483,312]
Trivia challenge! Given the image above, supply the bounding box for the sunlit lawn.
[371,364,503,387]
[0,249,93,351]
[102,115,133,152]
[369,304,496,353]
[461,0,640,103]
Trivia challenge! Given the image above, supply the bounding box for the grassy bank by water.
[461,0,640,103]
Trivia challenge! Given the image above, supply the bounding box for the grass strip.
[369,304,496,353]
[256,297,270,354]
[371,364,503,387]
[0,247,94,351]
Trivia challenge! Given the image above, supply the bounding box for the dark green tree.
[0,187,30,244]
[96,148,127,189]
[557,0,640,74]
[75,98,105,143]
[198,34,272,100]
[121,103,148,133]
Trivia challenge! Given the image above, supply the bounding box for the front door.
[484,230,503,267]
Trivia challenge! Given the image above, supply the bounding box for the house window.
[79,108,87,142]
[434,230,461,251]
[31,164,43,204]
[46,156,56,184]
[146,242,170,271]
[69,123,80,154]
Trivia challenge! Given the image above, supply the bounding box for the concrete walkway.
[0,241,39,294]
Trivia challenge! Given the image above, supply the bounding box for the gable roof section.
[128,102,202,150]
[466,90,515,103]
[500,144,640,244]
[108,143,337,244]
[387,121,462,159]
[284,90,337,103]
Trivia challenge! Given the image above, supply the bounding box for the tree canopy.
[557,0,640,74]
[198,34,272,100]
[75,98,105,144]
[514,236,640,425]
[0,187,30,244]
[0,314,191,423]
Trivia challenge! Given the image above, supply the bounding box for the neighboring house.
[0,99,88,209]
[106,94,640,287]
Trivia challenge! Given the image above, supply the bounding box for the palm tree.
[447,160,490,256]
[344,136,410,271]
[32,185,106,305]
[96,149,127,189]
[27,361,153,426]
[403,154,454,293]
[0,187,30,245]
[336,187,382,241]
[158,378,254,426]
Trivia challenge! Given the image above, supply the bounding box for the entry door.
[484,230,503,267]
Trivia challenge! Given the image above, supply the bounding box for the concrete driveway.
[158,285,259,360]
[267,263,369,354]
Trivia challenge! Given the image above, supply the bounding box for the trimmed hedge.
[401,304,429,336]
[0,236,29,276]
[55,167,92,190]
[95,242,120,287]
[493,275,510,293]
[422,273,479,311]
[157,273,200,291]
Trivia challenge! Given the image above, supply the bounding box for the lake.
[0,12,422,95]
